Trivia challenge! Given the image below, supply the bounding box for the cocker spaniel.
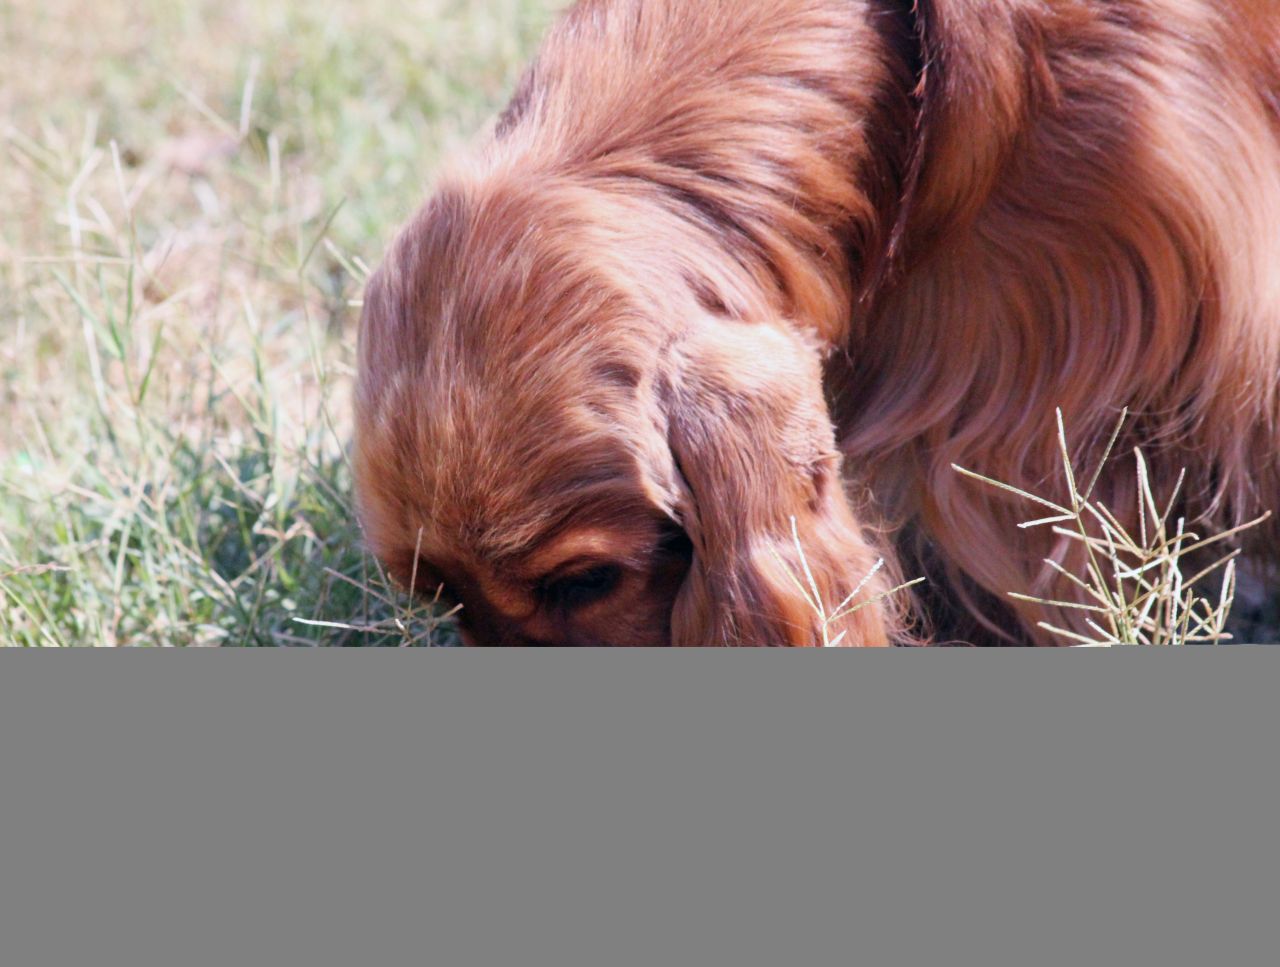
[355,0,1280,645]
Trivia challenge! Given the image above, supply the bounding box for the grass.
[1,0,559,645]
[955,411,1271,646]
[775,519,926,648]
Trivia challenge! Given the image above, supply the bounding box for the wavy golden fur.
[356,0,1280,645]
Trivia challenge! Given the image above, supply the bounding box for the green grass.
[1,0,560,645]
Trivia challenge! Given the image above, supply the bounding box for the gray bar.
[1,651,1277,967]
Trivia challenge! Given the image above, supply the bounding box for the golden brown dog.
[355,0,1280,646]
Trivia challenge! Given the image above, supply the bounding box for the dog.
[355,0,1280,646]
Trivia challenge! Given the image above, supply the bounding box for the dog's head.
[355,174,896,646]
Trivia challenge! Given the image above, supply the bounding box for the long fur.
[356,0,1280,645]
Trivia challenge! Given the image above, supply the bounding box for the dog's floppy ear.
[660,320,897,647]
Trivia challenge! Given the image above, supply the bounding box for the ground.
[1,0,1274,645]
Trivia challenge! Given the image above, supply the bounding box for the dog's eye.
[541,564,623,611]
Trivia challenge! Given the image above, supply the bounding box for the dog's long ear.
[660,320,898,647]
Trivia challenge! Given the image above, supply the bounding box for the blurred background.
[1,0,561,644]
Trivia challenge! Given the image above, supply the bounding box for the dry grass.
[773,519,924,648]
[955,411,1271,646]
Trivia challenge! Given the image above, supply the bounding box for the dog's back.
[830,0,1280,640]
